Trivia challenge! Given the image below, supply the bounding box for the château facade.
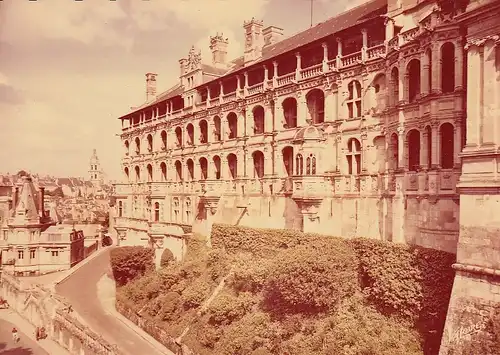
[113,0,496,259]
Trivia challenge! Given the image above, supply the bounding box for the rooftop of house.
[119,0,387,120]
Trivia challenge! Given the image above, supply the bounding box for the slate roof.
[119,0,387,120]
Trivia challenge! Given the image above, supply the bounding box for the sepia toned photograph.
[0,0,499,354]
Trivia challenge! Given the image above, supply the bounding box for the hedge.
[110,246,155,286]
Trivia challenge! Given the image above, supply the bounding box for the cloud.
[0,84,24,105]
[0,0,131,48]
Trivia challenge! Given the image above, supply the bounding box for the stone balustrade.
[0,272,123,355]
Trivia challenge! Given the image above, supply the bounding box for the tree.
[110,246,155,286]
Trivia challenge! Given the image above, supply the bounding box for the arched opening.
[252,150,265,178]
[306,89,325,124]
[175,160,182,181]
[147,134,153,152]
[187,159,194,180]
[252,105,265,134]
[135,137,141,155]
[347,138,361,175]
[199,157,208,180]
[282,97,297,128]
[407,129,421,172]
[118,201,123,218]
[306,154,317,175]
[186,124,194,145]
[199,120,208,144]
[390,68,399,106]
[426,125,432,168]
[213,155,221,180]
[134,166,140,182]
[296,154,304,175]
[124,167,129,181]
[154,202,160,222]
[213,116,222,141]
[407,59,421,103]
[441,42,456,93]
[390,133,399,170]
[147,164,153,182]
[160,162,167,181]
[160,130,167,150]
[440,123,454,169]
[282,146,294,176]
[227,112,238,139]
[347,80,362,118]
[227,153,237,179]
[373,136,386,173]
[175,127,183,147]
[124,140,130,156]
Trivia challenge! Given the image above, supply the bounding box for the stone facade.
[113,0,471,255]
[0,175,86,276]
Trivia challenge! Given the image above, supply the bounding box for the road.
[55,247,168,355]
[0,319,48,355]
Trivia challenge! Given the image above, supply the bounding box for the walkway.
[0,318,49,355]
[55,247,173,355]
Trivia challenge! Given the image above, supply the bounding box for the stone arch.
[226,112,238,139]
[282,96,298,128]
[407,129,421,171]
[252,105,265,134]
[441,42,456,93]
[407,59,421,103]
[305,88,325,124]
[252,150,265,178]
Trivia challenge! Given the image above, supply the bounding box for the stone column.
[421,128,429,169]
[421,50,430,96]
[220,156,227,180]
[296,92,307,127]
[336,38,342,68]
[483,40,496,145]
[398,59,406,103]
[263,65,269,90]
[206,88,211,108]
[465,45,481,148]
[323,87,335,122]
[397,126,405,169]
[238,110,246,137]
[431,43,442,94]
[264,148,273,176]
[243,72,249,96]
[454,39,464,91]
[454,123,462,167]
[273,61,279,87]
[336,135,342,173]
[361,28,368,62]
[361,132,368,172]
[275,98,285,130]
[385,18,394,40]
[431,122,440,168]
[219,81,224,104]
[322,43,329,72]
[295,52,302,81]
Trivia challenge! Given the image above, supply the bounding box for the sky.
[0,0,364,180]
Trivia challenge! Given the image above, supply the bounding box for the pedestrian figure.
[35,326,40,341]
[12,327,19,342]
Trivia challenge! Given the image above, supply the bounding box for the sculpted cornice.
[465,35,500,50]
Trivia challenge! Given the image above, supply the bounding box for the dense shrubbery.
[110,246,154,286]
[116,225,456,355]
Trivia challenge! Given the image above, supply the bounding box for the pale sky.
[0,0,363,180]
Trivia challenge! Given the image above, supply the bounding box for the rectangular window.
[18,250,24,259]
[30,250,36,259]
[51,251,59,257]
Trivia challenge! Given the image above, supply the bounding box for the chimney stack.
[145,73,158,103]
[12,186,19,211]
[209,33,229,68]
[39,186,45,218]
[263,26,284,47]
[243,18,264,64]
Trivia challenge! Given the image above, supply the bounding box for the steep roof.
[120,0,387,119]
[10,176,41,225]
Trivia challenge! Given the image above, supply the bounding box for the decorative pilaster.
[295,52,302,81]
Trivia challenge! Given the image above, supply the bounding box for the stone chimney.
[179,58,188,77]
[12,186,19,211]
[209,33,229,68]
[39,186,45,218]
[145,73,158,103]
[263,26,284,47]
[243,18,264,64]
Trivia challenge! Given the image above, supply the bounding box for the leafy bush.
[264,242,359,314]
[207,291,256,326]
[351,238,455,354]
[110,246,154,286]
[228,253,272,293]
[160,248,174,268]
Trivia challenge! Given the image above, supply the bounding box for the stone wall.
[0,271,123,355]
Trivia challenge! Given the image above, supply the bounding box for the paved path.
[0,319,48,355]
[55,247,173,355]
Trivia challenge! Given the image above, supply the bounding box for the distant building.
[0,175,85,276]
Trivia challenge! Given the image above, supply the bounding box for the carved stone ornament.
[187,46,202,71]
[465,35,500,50]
